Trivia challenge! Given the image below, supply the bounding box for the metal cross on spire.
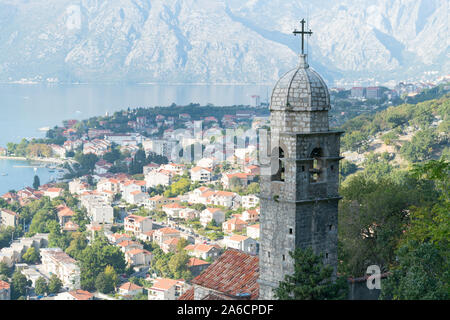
[293,19,313,55]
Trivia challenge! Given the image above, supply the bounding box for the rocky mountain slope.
[0,0,448,84]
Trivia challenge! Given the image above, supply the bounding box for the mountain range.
[0,0,448,85]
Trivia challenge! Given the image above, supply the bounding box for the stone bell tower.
[258,20,343,300]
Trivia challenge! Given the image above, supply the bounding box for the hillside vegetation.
[340,93,449,166]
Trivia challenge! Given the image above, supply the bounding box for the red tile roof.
[156,227,179,234]
[63,221,80,231]
[119,282,143,291]
[228,234,249,242]
[187,257,210,267]
[125,214,149,223]
[57,206,76,217]
[178,287,194,300]
[0,280,10,290]
[151,278,180,291]
[162,203,185,209]
[68,289,93,300]
[191,249,259,300]
[224,217,247,226]
[191,166,212,172]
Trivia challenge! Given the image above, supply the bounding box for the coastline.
[0,155,66,165]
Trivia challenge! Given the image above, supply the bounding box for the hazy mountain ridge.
[0,0,448,85]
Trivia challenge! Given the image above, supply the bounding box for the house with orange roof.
[118,282,143,298]
[97,177,120,194]
[86,224,103,240]
[190,166,212,183]
[63,221,79,232]
[124,214,153,234]
[161,237,180,253]
[0,280,10,300]
[242,209,260,223]
[107,233,132,245]
[43,187,63,199]
[144,195,178,210]
[222,217,248,234]
[200,208,225,227]
[1,192,18,204]
[148,278,188,300]
[162,202,186,218]
[244,165,260,175]
[57,206,76,226]
[137,230,155,242]
[161,163,186,175]
[55,289,94,300]
[221,172,254,189]
[0,209,19,228]
[153,227,180,247]
[197,190,217,205]
[122,180,147,203]
[16,187,41,205]
[184,243,222,260]
[223,235,258,255]
[186,258,210,277]
[125,248,152,267]
[117,240,143,253]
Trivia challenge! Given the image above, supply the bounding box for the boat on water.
[1,173,7,176]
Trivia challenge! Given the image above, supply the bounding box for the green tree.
[164,177,191,197]
[274,247,347,300]
[74,152,99,173]
[47,220,71,250]
[0,262,12,277]
[11,271,31,299]
[337,170,434,277]
[22,247,40,264]
[95,266,118,294]
[380,160,450,300]
[33,175,41,190]
[103,148,121,164]
[339,160,358,179]
[35,277,48,296]
[400,129,437,163]
[48,274,63,294]
[246,182,260,195]
[79,236,126,291]
[380,241,449,300]
[65,232,88,260]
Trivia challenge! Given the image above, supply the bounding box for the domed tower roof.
[270,54,330,112]
[269,54,331,133]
